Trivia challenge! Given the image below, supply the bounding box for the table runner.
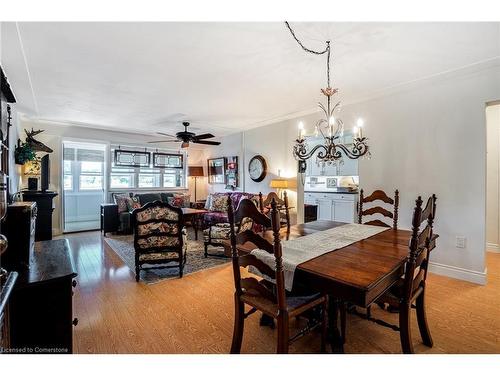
[249,223,389,291]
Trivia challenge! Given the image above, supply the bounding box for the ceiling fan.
[148,121,221,148]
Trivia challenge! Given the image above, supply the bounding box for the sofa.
[110,191,190,233]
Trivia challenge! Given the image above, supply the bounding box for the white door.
[63,141,107,232]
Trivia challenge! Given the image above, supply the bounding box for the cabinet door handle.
[72,318,79,326]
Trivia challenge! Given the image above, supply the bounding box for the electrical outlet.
[456,236,466,249]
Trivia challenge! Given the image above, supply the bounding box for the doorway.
[62,141,107,232]
[486,102,500,253]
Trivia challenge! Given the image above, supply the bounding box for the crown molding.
[239,56,500,132]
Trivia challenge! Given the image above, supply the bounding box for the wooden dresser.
[1,202,37,270]
[9,239,78,353]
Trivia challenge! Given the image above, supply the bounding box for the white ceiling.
[1,22,499,138]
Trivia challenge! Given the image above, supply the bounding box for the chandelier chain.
[285,21,331,88]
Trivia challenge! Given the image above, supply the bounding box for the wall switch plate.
[456,236,466,249]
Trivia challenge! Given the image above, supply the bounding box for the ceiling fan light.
[181,142,189,148]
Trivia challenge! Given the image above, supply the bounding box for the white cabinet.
[334,200,355,223]
[304,192,358,223]
[317,198,333,220]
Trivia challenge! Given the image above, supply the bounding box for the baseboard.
[486,242,500,253]
[428,261,487,285]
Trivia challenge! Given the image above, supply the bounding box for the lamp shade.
[23,159,41,176]
[269,178,288,189]
[188,166,205,177]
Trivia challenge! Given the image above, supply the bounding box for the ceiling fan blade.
[193,140,221,146]
[157,132,177,138]
[147,140,181,143]
[192,133,215,140]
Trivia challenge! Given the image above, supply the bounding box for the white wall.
[486,104,500,251]
[203,121,307,224]
[17,120,202,234]
[211,61,500,284]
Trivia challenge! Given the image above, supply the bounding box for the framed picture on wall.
[225,156,238,190]
[207,157,226,184]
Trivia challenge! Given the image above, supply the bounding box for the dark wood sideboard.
[1,202,37,270]
[8,239,78,353]
[22,191,58,241]
[0,271,18,352]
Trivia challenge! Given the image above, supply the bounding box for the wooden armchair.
[228,197,327,354]
[351,194,438,354]
[132,201,187,282]
[377,194,437,353]
[258,191,291,230]
[358,189,399,229]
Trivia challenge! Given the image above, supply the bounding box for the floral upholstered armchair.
[202,193,261,257]
[132,201,187,281]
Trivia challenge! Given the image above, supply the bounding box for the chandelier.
[286,22,370,167]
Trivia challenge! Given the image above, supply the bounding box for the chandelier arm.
[293,144,328,161]
[335,141,369,160]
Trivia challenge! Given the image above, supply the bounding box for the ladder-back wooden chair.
[258,191,291,230]
[228,197,327,354]
[353,194,438,354]
[132,201,187,281]
[358,189,399,229]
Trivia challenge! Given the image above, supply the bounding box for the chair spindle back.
[358,189,399,229]
[228,196,287,311]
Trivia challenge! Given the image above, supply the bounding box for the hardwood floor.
[63,230,500,354]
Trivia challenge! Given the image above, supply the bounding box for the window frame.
[109,147,187,191]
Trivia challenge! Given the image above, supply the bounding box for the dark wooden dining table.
[223,219,420,352]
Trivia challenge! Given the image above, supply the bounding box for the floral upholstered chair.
[203,216,254,258]
[132,201,187,281]
[202,194,262,257]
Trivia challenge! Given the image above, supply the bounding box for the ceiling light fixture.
[286,22,370,168]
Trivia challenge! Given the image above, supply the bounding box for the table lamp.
[270,178,288,199]
[188,166,205,202]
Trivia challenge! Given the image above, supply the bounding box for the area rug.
[104,231,230,284]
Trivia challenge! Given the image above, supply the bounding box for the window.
[63,144,105,192]
[80,175,103,190]
[81,161,102,174]
[63,160,73,191]
[110,147,186,189]
[110,173,134,188]
[64,175,73,190]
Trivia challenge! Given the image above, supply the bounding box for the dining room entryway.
[486,102,500,254]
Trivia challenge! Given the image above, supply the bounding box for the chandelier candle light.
[286,22,370,167]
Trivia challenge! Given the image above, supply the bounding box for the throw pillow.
[114,194,129,213]
[211,194,229,212]
[168,193,191,208]
[126,196,142,211]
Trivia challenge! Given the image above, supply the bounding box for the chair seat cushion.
[241,292,325,318]
[139,251,181,262]
[203,223,235,242]
[137,229,188,262]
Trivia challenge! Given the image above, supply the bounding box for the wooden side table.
[100,203,119,236]
[181,208,208,241]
